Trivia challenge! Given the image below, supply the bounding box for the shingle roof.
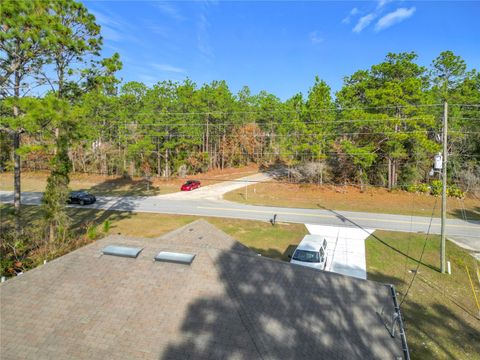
[0,219,406,360]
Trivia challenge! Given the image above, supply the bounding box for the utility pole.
[440,101,448,273]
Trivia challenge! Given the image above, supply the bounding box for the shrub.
[102,220,111,233]
[405,184,418,193]
[86,223,98,240]
[430,180,443,196]
[447,184,465,198]
[287,161,330,184]
[457,165,480,196]
[0,227,41,277]
[405,183,430,194]
[429,181,465,198]
[417,183,430,193]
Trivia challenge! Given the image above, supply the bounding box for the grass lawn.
[0,165,259,197]
[366,230,480,360]
[224,182,480,220]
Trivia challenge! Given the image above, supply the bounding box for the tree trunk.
[13,131,21,213]
[165,148,169,178]
[221,131,225,170]
[388,157,392,190]
[156,139,161,177]
[13,69,22,231]
[392,159,397,188]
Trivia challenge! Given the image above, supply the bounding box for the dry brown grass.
[224,182,480,220]
[0,165,259,196]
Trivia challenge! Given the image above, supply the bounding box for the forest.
[3,51,480,187]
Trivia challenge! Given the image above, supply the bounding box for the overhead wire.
[399,197,438,308]
[115,103,447,117]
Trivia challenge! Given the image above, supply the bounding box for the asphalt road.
[2,190,479,251]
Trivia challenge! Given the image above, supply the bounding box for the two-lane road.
[1,190,479,251]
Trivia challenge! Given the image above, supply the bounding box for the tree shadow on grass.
[317,204,440,272]
[86,177,161,196]
[449,206,480,223]
[368,268,480,359]
[402,299,480,359]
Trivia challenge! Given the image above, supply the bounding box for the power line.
[399,197,438,308]
[119,117,449,126]
[123,131,478,138]
[118,103,446,117]
[450,104,480,108]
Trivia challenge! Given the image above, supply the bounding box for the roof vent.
[154,251,195,265]
[102,245,143,258]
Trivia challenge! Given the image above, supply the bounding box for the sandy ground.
[157,173,272,201]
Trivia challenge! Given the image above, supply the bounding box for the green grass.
[366,230,480,360]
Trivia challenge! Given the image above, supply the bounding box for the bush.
[417,183,430,193]
[102,220,111,233]
[402,184,417,193]
[429,181,465,198]
[0,227,41,277]
[287,161,330,184]
[86,223,98,240]
[430,180,443,196]
[457,165,480,196]
[447,184,465,198]
[405,183,430,194]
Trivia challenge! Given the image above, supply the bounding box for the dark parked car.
[180,180,201,191]
[67,191,96,205]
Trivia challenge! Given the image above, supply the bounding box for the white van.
[289,235,328,271]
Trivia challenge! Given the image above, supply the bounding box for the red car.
[181,180,201,191]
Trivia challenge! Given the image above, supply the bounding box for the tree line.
[1,0,479,240]
[3,53,479,187]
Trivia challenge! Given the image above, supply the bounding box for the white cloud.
[91,9,141,44]
[342,7,359,24]
[100,25,122,42]
[91,10,122,28]
[155,2,185,21]
[353,13,376,33]
[375,7,416,31]
[309,31,324,44]
[197,12,213,59]
[151,63,186,73]
[377,0,393,9]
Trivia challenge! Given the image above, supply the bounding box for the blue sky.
[84,0,480,100]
